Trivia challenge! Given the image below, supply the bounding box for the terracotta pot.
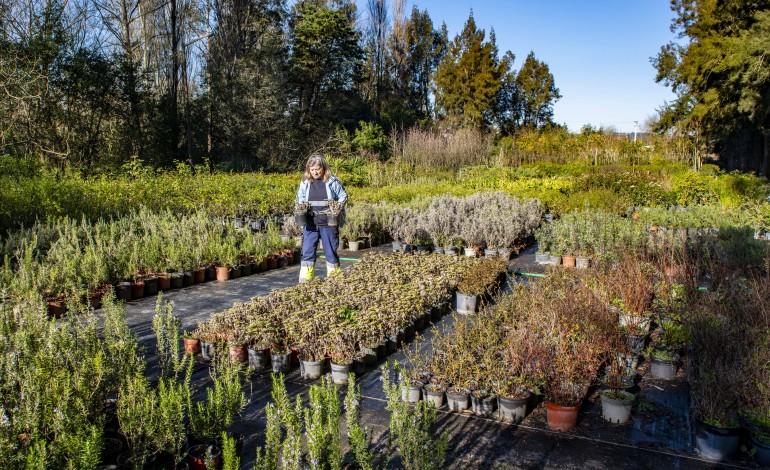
[194,267,206,284]
[216,266,230,282]
[229,344,248,364]
[46,300,68,318]
[561,255,576,268]
[545,401,579,431]
[188,443,221,470]
[157,274,171,291]
[130,281,145,300]
[184,338,201,355]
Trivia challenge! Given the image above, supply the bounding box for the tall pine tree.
[433,13,511,130]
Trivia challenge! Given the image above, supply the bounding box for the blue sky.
[402,0,678,133]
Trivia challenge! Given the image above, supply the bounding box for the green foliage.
[515,52,562,129]
[352,121,389,158]
[188,353,246,444]
[345,373,376,470]
[653,1,770,173]
[221,431,240,470]
[383,366,448,470]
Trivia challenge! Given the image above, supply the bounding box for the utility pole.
[633,121,638,143]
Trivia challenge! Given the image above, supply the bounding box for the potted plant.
[183,330,201,356]
[535,222,552,264]
[328,333,357,385]
[294,201,310,226]
[324,199,345,227]
[456,257,506,314]
[688,296,744,461]
[600,358,635,424]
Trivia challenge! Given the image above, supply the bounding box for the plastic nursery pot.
[300,360,324,380]
[130,281,145,300]
[200,341,215,360]
[116,282,132,301]
[575,256,591,269]
[649,356,678,380]
[215,266,230,282]
[170,272,184,289]
[271,351,291,373]
[750,433,770,466]
[471,391,497,417]
[156,274,170,292]
[446,388,470,412]
[600,390,634,424]
[545,401,579,432]
[694,419,741,462]
[46,300,68,318]
[248,348,269,371]
[144,275,160,295]
[401,382,423,403]
[229,344,248,364]
[423,385,446,409]
[330,362,352,385]
[498,393,530,424]
[455,292,478,315]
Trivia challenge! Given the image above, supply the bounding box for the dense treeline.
[0,0,561,173]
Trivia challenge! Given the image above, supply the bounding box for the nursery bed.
[115,244,755,470]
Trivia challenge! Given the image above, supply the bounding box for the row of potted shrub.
[536,206,770,269]
[189,252,508,383]
[0,207,297,316]
[286,192,544,253]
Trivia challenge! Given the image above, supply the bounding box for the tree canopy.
[0,1,564,172]
[654,0,770,175]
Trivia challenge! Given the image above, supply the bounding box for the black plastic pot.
[694,419,741,461]
[144,275,159,295]
[751,432,770,466]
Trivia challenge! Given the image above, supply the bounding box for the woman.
[296,154,347,282]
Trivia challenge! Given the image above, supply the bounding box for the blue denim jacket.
[295,175,348,205]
